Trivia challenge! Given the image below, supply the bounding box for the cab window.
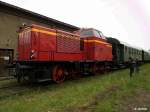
[80,30,94,37]
[98,31,106,39]
[93,30,101,38]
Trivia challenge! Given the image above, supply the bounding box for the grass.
[0,64,150,112]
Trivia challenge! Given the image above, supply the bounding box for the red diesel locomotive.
[16,24,112,83]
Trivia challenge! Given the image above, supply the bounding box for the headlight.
[30,50,35,59]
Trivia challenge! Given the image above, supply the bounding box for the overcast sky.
[2,0,150,50]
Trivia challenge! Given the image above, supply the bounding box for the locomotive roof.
[19,24,80,37]
[78,28,104,32]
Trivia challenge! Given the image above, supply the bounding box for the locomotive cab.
[78,28,112,61]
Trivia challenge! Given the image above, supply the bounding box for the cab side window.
[98,31,106,39]
[80,30,94,37]
[93,30,101,38]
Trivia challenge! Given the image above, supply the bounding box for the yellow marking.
[23,28,111,47]
[31,28,56,36]
[84,40,112,47]
[31,28,80,40]
[84,40,107,44]
[57,33,80,40]
[106,45,112,48]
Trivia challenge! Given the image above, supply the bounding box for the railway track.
[0,76,14,81]
[0,84,20,90]
[0,80,51,100]
[0,82,31,100]
[0,66,128,100]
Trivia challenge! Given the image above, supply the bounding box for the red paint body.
[82,37,112,61]
[18,25,82,62]
[18,24,112,62]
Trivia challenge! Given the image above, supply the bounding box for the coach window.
[135,50,136,54]
[129,49,131,54]
[132,49,134,54]
[125,47,127,52]
[132,49,133,54]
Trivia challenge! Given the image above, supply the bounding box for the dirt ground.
[119,89,150,112]
[66,85,121,112]
[66,86,150,112]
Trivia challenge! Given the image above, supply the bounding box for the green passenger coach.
[107,37,142,66]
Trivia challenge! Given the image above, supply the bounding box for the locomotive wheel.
[52,65,65,83]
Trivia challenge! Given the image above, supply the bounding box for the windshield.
[98,31,106,39]
[79,29,106,39]
[80,30,94,37]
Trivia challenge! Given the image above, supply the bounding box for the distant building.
[0,1,79,76]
